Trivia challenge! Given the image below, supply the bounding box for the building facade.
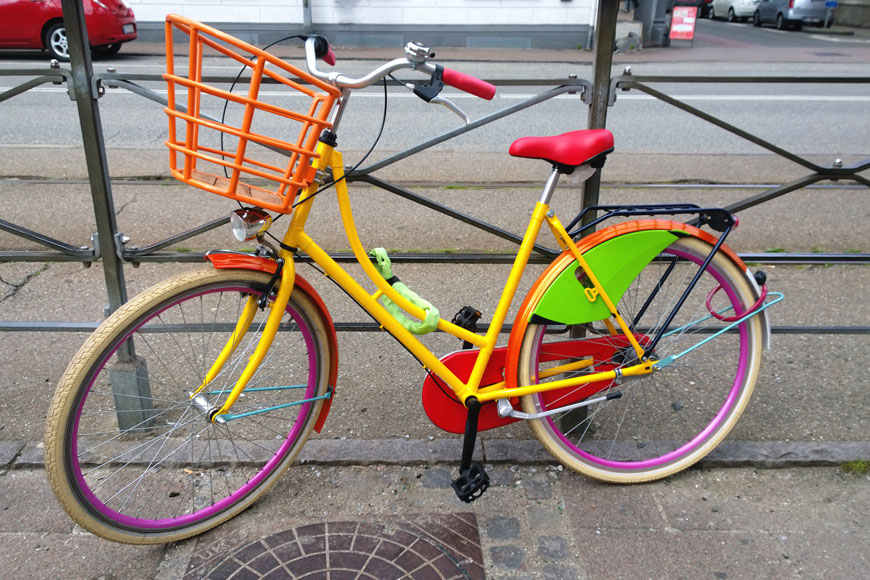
[128,0,599,49]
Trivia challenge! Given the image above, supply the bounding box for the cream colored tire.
[45,268,332,544]
[518,236,763,483]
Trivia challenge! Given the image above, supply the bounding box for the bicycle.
[45,15,782,544]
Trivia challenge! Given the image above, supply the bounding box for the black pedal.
[451,461,490,503]
[452,306,482,350]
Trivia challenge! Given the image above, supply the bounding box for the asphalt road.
[1,61,869,166]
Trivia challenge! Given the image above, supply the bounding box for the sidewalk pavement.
[121,21,870,65]
[1,169,869,578]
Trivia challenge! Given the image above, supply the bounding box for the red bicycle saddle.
[509,129,614,168]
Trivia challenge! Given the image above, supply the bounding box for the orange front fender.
[205,252,338,432]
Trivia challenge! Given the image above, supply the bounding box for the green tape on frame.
[532,230,679,325]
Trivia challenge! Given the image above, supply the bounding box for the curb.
[5,438,869,470]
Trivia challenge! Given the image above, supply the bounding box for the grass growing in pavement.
[840,460,870,475]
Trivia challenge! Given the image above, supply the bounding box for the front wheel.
[44,22,69,61]
[518,236,763,483]
[753,11,762,27]
[45,268,332,544]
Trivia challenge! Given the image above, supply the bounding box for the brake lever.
[430,95,470,125]
[400,63,471,125]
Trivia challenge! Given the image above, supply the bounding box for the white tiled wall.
[127,0,594,26]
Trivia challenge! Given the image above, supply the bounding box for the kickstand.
[451,397,490,503]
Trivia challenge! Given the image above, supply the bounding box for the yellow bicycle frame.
[200,142,655,420]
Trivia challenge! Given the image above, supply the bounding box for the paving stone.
[484,515,520,539]
[0,441,24,468]
[537,535,570,560]
[541,563,586,580]
[523,472,553,500]
[420,467,452,489]
[298,438,482,464]
[489,545,525,570]
[0,470,73,533]
[527,504,566,533]
[0,532,165,578]
[484,439,553,463]
[12,442,43,468]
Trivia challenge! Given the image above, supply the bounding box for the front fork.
[190,254,297,422]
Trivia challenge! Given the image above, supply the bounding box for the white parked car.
[709,0,761,21]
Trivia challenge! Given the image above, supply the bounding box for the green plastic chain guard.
[531,230,679,325]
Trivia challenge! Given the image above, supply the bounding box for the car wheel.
[753,11,761,26]
[92,43,122,58]
[728,7,736,22]
[776,13,785,30]
[708,6,715,19]
[44,22,69,61]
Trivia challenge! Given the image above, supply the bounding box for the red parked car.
[0,0,136,61]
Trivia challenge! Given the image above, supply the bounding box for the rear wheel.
[92,43,122,58]
[45,268,332,543]
[518,236,763,483]
[728,7,737,22]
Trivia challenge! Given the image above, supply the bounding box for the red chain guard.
[423,336,636,434]
[422,348,519,434]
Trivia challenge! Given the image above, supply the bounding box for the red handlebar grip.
[441,68,496,100]
[323,46,336,66]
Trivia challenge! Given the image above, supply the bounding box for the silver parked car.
[753,0,834,29]
[710,0,761,21]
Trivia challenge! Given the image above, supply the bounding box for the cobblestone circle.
[187,514,484,579]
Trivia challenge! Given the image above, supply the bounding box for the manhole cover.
[185,514,484,579]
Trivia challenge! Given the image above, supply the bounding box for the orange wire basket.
[163,15,341,214]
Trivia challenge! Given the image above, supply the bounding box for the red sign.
[670,6,698,40]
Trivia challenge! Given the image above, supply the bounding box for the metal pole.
[62,0,152,430]
[61,0,127,313]
[303,0,313,34]
[563,0,622,432]
[582,0,620,225]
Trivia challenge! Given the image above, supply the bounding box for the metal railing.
[1,0,868,336]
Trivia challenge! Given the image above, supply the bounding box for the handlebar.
[304,37,495,101]
[441,67,496,100]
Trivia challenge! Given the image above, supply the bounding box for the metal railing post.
[582,0,620,227]
[62,0,153,430]
[61,0,127,313]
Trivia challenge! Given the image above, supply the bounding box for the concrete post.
[635,0,671,46]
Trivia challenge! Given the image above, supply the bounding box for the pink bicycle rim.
[541,247,750,470]
[70,286,318,530]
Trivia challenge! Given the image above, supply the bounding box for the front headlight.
[230,208,273,242]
